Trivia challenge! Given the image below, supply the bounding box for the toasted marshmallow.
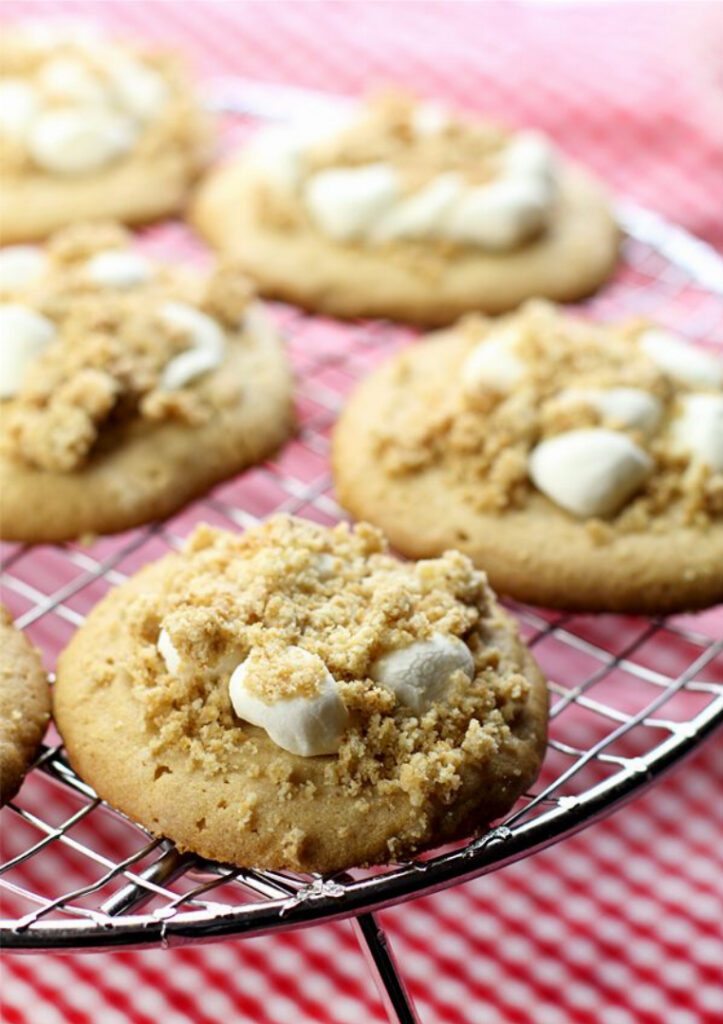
[444,175,549,249]
[0,79,39,139]
[529,428,653,518]
[556,387,663,435]
[229,647,348,757]
[0,303,56,398]
[372,172,464,243]
[304,163,401,242]
[83,249,153,289]
[410,101,450,137]
[107,56,169,121]
[672,394,723,473]
[158,302,226,390]
[37,56,108,107]
[639,329,723,388]
[462,326,527,395]
[370,634,475,714]
[0,247,47,293]
[28,108,138,174]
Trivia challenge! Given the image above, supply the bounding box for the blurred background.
[1,2,722,1023]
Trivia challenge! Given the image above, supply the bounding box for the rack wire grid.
[1,89,723,1024]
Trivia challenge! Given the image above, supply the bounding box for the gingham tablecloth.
[1,3,722,1023]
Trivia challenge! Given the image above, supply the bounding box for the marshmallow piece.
[157,627,182,675]
[249,111,356,193]
[411,101,450,137]
[83,249,153,289]
[557,387,663,436]
[158,302,226,390]
[37,56,108,106]
[529,428,653,518]
[370,634,475,714]
[503,131,556,184]
[462,326,527,395]
[672,393,723,473]
[372,172,464,243]
[0,79,39,139]
[0,247,47,292]
[639,329,723,388]
[107,56,169,121]
[0,303,56,398]
[229,647,349,757]
[444,175,550,249]
[28,108,138,174]
[158,626,240,680]
[304,163,401,242]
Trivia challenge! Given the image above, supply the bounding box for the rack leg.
[351,912,421,1024]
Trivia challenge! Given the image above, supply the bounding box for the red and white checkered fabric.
[1,3,722,1022]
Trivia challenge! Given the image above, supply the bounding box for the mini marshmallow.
[37,56,108,107]
[503,131,556,184]
[250,112,356,193]
[304,163,401,242]
[229,647,348,757]
[158,627,240,679]
[529,428,653,519]
[28,108,138,174]
[410,101,450,137]
[639,329,723,388]
[158,302,226,390]
[0,247,47,292]
[0,79,39,140]
[370,634,475,714]
[461,326,527,395]
[83,249,153,289]
[672,393,723,473]
[0,303,56,398]
[157,627,182,675]
[444,175,549,249]
[107,56,169,121]
[372,173,464,243]
[556,387,663,436]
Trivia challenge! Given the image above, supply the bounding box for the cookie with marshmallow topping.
[333,301,723,612]
[53,516,547,872]
[0,222,293,541]
[191,92,618,325]
[0,22,211,242]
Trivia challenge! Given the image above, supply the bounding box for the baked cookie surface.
[191,93,618,325]
[54,516,547,872]
[0,607,51,805]
[0,22,211,242]
[0,223,294,542]
[332,302,723,613]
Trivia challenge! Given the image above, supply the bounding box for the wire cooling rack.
[1,100,722,1024]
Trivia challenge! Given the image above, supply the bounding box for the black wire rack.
[1,86,722,1024]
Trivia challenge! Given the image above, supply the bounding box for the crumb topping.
[123,517,531,805]
[1,222,256,472]
[0,33,209,177]
[373,301,723,529]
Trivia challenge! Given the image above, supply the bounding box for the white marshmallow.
[229,647,348,757]
[672,393,723,473]
[28,108,138,174]
[372,172,464,243]
[250,112,356,193]
[556,387,663,436]
[503,131,556,184]
[158,626,240,680]
[444,175,549,249]
[158,302,226,390]
[83,250,153,289]
[410,101,450,137]
[639,329,723,388]
[0,79,39,140]
[462,327,527,395]
[107,56,169,121]
[157,627,182,675]
[304,163,401,242]
[370,634,475,714]
[37,56,108,107]
[0,247,47,292]
[0,303,56,398]
[529,428,653,518]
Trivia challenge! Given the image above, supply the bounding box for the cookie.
[53,516,548,873]
[0,21,211,242]
[0,222,294,542]
[191,92,618,325]
[1,606,51,805]
[332,301,723,613]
